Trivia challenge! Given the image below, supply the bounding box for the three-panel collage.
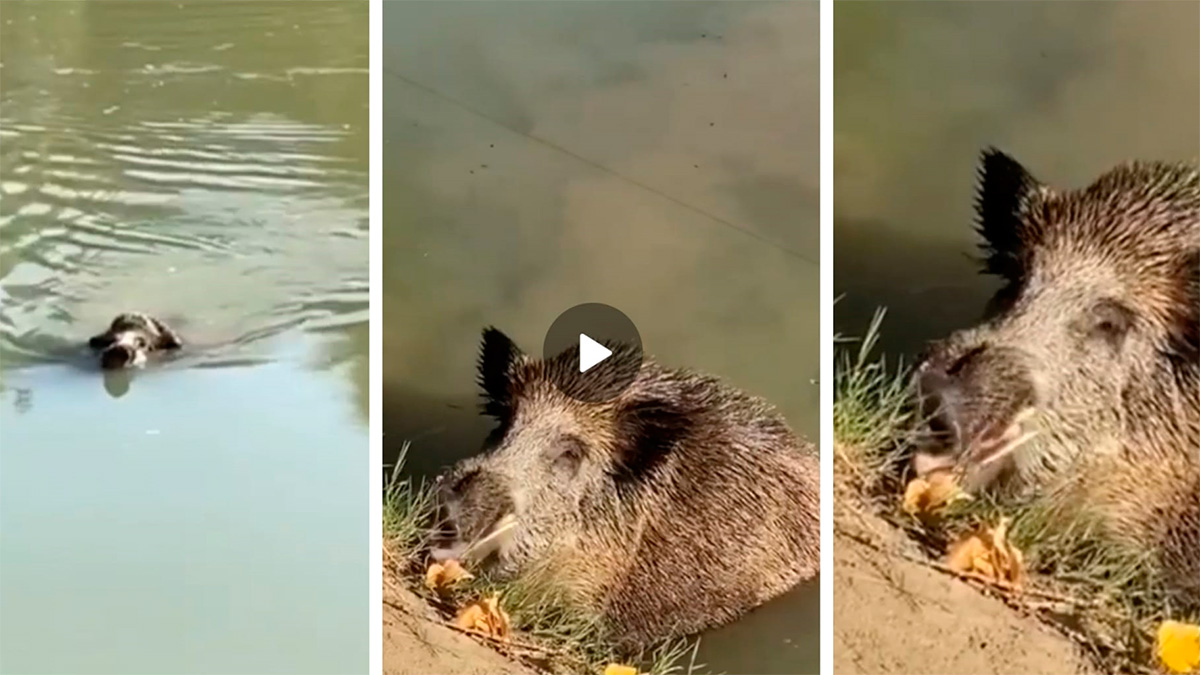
[0,2,1196,675]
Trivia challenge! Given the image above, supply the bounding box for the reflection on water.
[383,2,819,672]
[834,1,1200,356]
[0,2,368,673]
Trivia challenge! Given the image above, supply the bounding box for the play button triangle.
[579,333,612,373]
[543,304,642,402]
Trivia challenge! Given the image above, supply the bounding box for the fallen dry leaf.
[603,665,639,675]
[424,559,474,592]
[1157,620,1200,674]
[903,471,968,517]
[455,594,511,641]
[945,518,1024,585]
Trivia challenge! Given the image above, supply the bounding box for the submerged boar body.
[435,328,820,647]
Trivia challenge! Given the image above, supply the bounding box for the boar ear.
[1166,249,1199,363]
[478,327,523,418]
[610,397,689,488]
[149,317,183,350]
[88,332,115,350]
[975,148,1042,281]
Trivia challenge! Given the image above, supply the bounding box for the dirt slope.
[833,505,1094,675]
[383,576,539,675]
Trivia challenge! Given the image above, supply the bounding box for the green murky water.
[383,2,820,673]
[0,2,368,673]
[834,0,1200,355]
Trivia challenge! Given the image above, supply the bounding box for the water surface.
[384,2,820,672]
[0,2,368,673]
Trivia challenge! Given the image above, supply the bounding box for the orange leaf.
[425,559,474,592]
[455,594,511,641]
[945,518,1024,585]
[903,471,967,517]
[1157,620,1200,674]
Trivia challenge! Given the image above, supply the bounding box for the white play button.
[578,333,612,373]
[544,303,643,402]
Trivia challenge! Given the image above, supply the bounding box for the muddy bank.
[383,572,540,675]
[833,498,1094,675]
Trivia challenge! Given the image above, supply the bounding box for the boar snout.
[100,344,138,370]
[915,368,964,449]
[912,343,1040,489]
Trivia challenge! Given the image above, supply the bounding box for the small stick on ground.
[438,620,567,658]
[904,554,1100,608]
[837,511,1099,608]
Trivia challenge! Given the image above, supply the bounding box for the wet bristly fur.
[436,327,820,648]
[915,149,1199,611]
[88,312,183,368]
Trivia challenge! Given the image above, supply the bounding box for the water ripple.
[0,65,367,370]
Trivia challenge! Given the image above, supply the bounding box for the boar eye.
[1086,299,1134,347]
[450,468,479,494]
[550,435,586,476]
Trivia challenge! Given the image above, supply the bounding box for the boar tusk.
[463,513,519,564]
[978,430,1039,468]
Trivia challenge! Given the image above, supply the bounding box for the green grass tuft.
[383,442,437,570]
[833,306,914,492]
[642,639,707,675]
